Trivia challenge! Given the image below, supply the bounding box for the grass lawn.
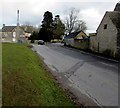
[2,43,75,106]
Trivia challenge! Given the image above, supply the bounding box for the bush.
[29,31,39,40]
[30,40,34,43]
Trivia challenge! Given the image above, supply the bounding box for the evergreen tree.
[42,11,53,28]
[38,28,51,42]
[53,15,65,39]
[39,11,53,42]
[28,31,39,40]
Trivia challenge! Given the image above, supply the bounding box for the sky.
[0,0,119,33]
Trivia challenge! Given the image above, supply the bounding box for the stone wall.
[2,32,13,42]
[89,35,99,52]
[74,39,89,50]
[116,29,120,58]
[64,38,74,46]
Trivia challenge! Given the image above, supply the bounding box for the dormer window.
[104,24,107,29]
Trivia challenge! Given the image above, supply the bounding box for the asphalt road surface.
[33,43,118,107]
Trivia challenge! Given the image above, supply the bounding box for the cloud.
[1,0,119,2]
[80,8,102,33]
[1,0,59,26]
[0,0,119,32]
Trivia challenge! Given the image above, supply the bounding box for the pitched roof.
[25,27,33,33]
[21,26,33,33]
[2,26,16,32]
[107,11,120,29]
[97,11,120,31]
[114,2,120,11]
[66,31,81,39]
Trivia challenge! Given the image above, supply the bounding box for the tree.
[53,15,65,39]
[38,28,51,42]
[42,11,53,28]
[39,11,53,42]
[64,8,87,35]
[28,31,39,40]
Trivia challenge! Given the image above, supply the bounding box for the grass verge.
[2,43,75,106]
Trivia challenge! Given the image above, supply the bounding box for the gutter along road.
[33,43,118,107]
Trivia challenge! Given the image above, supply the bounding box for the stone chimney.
[114,2,120,11]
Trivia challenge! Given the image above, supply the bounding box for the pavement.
[32,43,119,107]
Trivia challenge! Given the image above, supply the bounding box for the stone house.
[1,10,32,43]
[64,31,80,46]
[64,31,89,49]
[21,25,33,38]
[74,31,89,50]
[1,24,26,43]
[90,3,120,58]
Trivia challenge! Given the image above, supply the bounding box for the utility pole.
[16,10,20,42]
[17,10,19,26]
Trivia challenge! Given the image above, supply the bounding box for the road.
[33,43,118,107]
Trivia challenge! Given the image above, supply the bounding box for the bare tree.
[64,8,87,35]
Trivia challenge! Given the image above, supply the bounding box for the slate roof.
[114,2,120,11]
[25,28,33,33]
[97,11,120,31]
[111,3,120,28]
[66,31,81,39]
[107,11,120,29]
[21,26,33,33]
[2,26,16,32]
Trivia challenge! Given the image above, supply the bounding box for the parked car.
[38,40,45,45]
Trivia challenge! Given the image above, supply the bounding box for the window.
[13,32,16,37]
[104,24,107,29]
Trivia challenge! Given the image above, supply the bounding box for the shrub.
[30,40,34,43]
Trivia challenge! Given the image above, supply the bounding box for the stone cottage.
[1,24,26,43]
[90,3,120,58]
[64,31,80,46]
[64,30,89,50]
[21,25,33,38]
[1,10,31,43]
[64,31,88,46]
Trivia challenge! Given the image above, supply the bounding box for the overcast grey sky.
[0,0,119,33]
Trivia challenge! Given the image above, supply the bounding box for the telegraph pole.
[16,10,20,42]
[17,10,19,26]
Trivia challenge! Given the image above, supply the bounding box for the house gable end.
[96,12,109,32]
[96,12,118,33]
[12,27,17,32]
[75,31,87,39]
